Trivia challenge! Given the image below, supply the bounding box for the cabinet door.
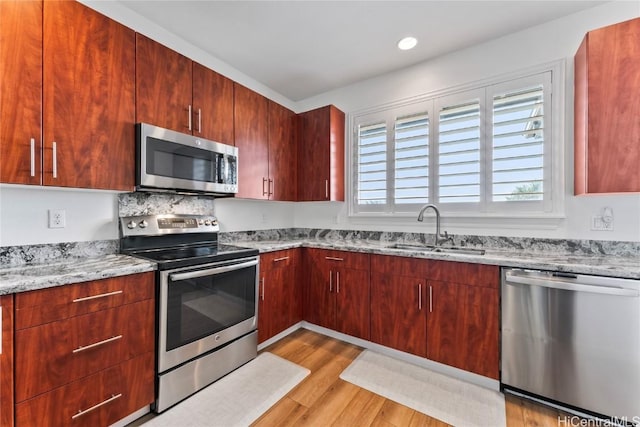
[192,63,234,145]
[234,84,269,199]
[335,268,370,340]
[268,101,297,201]
[297,105,345,201]
[136,34,193,134]
[0,0,42,186]
[0,295,14,427]
[370,274,426,357]
[303,250,335,330]
[42,1,135,190]
[427,280,499,379]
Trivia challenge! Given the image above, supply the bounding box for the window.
[351,66,559,217]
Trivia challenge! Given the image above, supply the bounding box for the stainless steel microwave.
[136,123,238,195]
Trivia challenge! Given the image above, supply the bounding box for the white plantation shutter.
[394,113,429,205]
[437,100,481,203]
[492,85,545,202]
[357,122,387,206]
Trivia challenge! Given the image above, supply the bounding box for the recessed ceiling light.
[397,36,418,51]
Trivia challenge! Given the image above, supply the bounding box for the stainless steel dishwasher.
[502,268,640,420]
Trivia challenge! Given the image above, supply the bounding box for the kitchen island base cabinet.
[303,249,370,340]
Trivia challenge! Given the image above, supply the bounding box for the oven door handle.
[169,259,259,282]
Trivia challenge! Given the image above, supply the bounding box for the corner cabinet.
[298,105,345,201]
[0,295,14,427]
[1,0,136,191]
[574,17,640,194]
[13,273,155,427]
[304,249,370,340]
[135,34,235,145]
[258,249,302,343]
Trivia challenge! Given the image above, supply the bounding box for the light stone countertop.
[0,254,156,296]
[233,238,640,280]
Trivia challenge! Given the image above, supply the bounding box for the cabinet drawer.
[371,254,430,278]
[429,261,499,288]
[15,352,154,427]
[15,299,155,402]
[15,272,154,329]
[261,249,299,271]
[306,248,370,270]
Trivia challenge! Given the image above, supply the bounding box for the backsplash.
[0,240,119,268]
[118,192,215,217]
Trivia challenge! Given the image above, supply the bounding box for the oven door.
[158,256,259,373]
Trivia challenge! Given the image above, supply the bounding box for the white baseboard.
[257,321,305,351]
[110,405,150,427]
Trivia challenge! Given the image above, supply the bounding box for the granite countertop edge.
[234,239,640,280]
[0,254,157,296]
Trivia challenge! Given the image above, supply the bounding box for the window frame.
[347,61,565,219]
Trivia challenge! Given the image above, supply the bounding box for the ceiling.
[119,1,607,102]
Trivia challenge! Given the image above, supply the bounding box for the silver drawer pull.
[72,290,122,303]
[30,138,36,177]
[52,141,57,178]
[72,335,122,354]
[273,256,290,262]
[71,393,122,419]
[325,256,344,261]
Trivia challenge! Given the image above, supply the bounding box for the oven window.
[147,137,218,183]
[166,265,256,351]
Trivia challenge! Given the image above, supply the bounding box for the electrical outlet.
[261,213,267,224]
[48,209,66,228]
[591,216,613,231]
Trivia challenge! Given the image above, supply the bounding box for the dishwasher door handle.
[505,272,640,297]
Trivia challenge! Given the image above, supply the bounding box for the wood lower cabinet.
[0,295,14,427]
[303,249,370,340]
[370,255,499,378]
[298,105,345,201]
[13,272,155,425]
[574,17,640,194]
[258,249,301,343]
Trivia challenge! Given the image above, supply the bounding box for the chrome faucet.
[417,204,454,246]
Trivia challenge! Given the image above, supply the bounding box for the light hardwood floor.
[253,328,573,427]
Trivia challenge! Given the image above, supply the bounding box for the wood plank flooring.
[253,328,574,427]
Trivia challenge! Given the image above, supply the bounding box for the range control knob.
[139,220,148,228]
[211,219,218,225]
[204,219,211,226]
[127,220,137,229]
[198,219,204,225]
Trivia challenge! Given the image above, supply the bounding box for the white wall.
[1,1,638,246]
[295,1,640,241]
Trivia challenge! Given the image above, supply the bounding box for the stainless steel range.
[120,214,259,413]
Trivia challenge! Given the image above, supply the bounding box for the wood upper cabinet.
[370,255,429,357]
[268,101,298,201]
[303,249,370,340]
[192,62,234,144]
[136,34,193,134]
[43,1,135,190]
[234,84,270,199]
[298,105,345,201]
[0,295,14,427]
[258,249,301,343]
[0,0,42,186]
[575,17,640,194]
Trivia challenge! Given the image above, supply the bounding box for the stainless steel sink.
[387,243,485,255]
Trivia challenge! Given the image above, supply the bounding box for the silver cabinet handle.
[72,335,122,354]
[187,105,192,131]
[329,270,333,293]
[336,271,340,293]
[30,138,36,177]
[52,141,57,178]
[260,277,265,301]
[325,257,344,261]
[197,108,202,133]
[418,284,422,311]
[325,179,329,199]
[170,259,258,282]
[505,271,640,297]
[73,290,123,303]
[429,285,432,313]
[262,177,268,196]
[71,393,122,420]
[269,178,274,197]
[273,256,290,262]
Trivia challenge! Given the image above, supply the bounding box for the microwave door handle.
[169,259,259,282]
